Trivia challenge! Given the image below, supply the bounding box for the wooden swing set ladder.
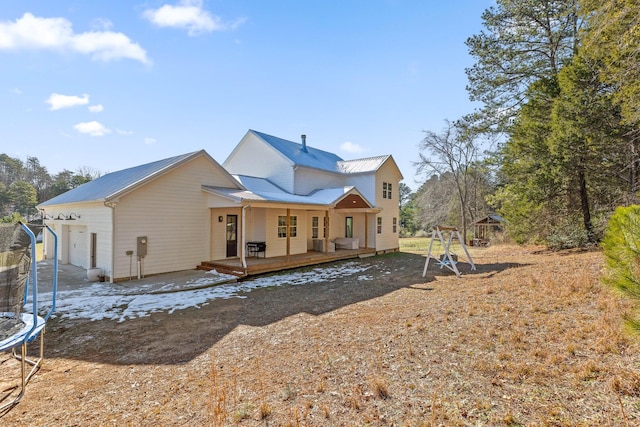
[422,226,476,278]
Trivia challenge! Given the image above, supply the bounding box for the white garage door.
[68,225,88,268]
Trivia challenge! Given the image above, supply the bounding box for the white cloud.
[116,128,133,135]
[143,0,246,36]
[340,141,365,154]
[144,137,157,145]
[90,18,113,31]
[88,104,103,113]
[46,93,89,110]
[0,13,149,64]
[74,121,110,136]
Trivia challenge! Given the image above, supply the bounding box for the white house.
[38,130,403,281]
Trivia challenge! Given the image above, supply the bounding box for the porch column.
[365,212,369,249]
[241,205,248,269]
[286,208,291,260]
[324,210,330,254]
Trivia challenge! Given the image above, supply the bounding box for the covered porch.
[198,246,376,277]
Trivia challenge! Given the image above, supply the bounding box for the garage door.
[68,225,88,268]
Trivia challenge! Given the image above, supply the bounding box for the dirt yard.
[2,244,640,426]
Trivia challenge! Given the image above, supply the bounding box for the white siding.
[224,133,295,193]
[68,225,88,268]
[294,167,344,195]
[365,213,376,249]
[264,209,308,257]
[330,212,366,247]
[306,210,330,250]
[209,206,271,261]
[111,155,223,280]
[372,160,403,251]
[209,208,243,260]
[43,202,113,276]
[245,207,267,243]
[344,173,376,205]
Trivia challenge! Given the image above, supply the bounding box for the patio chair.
[0,222,58,412]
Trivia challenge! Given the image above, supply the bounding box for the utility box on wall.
[137,236,148,257]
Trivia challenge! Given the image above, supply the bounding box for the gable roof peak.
[39,150,216,206]
[249,130,344,172]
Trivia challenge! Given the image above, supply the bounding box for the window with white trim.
[278,215,298,238]
[312,216,319,239]
[377,216,382,234]
[278,216,287,238]
[382,182,393,199]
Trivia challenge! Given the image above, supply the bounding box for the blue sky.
[0,1,490,190]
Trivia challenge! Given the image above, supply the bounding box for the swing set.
[422,226,475,278]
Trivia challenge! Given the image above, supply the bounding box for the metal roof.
[39,151,203,206]
[204,174,364,206]
[473,214,506,225]
[337,155,391,174]
[250,130,344,173]
[233,175,289,194]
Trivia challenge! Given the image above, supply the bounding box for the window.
[312,216,319,239]
[279,215,298,238]
[382,182,393,199]
[377,217,382,234]
[345,217,353,238]
[290,216,297,237]
[278,216,287,238]
[323,216,328,238]
[393,217,397,233]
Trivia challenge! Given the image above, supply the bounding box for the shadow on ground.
[44,252,526,365]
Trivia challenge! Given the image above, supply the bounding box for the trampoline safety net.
[0,223,38,341]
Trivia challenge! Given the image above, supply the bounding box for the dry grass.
[2,244,640,425]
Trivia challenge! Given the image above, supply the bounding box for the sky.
[0,1,491,191]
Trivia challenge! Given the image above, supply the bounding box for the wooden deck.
[198,248,377,277]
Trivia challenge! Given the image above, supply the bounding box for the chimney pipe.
[301,134,308,152]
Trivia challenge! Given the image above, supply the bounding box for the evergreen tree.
[8,181,38,219]
[580,0,640,126]
[466,0,579,132]
[489,78,562,244]
[550,54,631,243]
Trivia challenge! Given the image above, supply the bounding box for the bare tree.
[414,174,459,231]
[415,119,482,243]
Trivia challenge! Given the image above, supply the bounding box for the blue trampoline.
[0,222,58,412]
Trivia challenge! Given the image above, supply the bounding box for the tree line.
[411,0,640,249]
[0,153,99,221]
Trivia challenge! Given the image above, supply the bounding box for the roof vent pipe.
[301,134,308,152]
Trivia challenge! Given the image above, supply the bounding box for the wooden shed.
[471,214,505,246]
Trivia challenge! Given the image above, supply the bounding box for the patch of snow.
[49,261,373,322]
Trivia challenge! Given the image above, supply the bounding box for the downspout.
[241,204,250,269]
[105,201,117,283]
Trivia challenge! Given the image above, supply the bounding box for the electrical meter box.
[137,236,148,257]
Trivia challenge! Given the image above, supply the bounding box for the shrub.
[601,205,640,332]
